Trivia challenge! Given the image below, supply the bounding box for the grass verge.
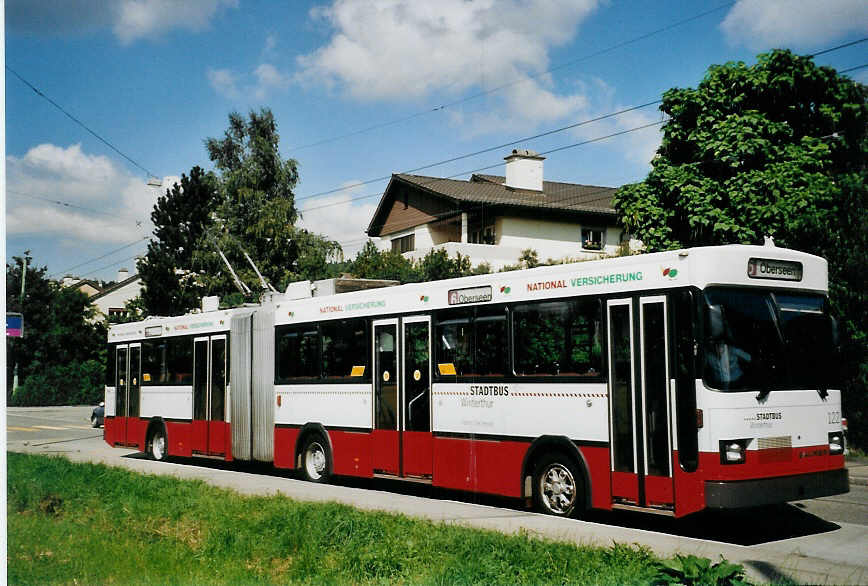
[7,452,663,584]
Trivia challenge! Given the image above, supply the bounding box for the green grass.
[8,452,662,585]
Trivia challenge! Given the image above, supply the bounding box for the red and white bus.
[104,244,849,517]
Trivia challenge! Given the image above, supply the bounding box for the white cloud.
[114,0,237,44]
[6,144,162,246]
[7,0,236,44]
[721,0,868,50]
[296,182,380,259]
[208,63,291,101]
[208,68,241,99]
[296,0,599,132]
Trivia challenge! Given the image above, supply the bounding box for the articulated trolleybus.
[105,244,848,518]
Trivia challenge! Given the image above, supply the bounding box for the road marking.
[32,425,69,430]
[7,426,38,432]
[66,425,96,430]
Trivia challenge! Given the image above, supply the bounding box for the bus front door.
[372,318,433,479]
[192,336,228,456]
[114,344,141,447]
[607,297,674,510]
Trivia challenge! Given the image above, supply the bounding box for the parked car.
[91,402,104,428]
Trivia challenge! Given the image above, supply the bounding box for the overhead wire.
[299,119,665,215]
[49,237,150,279]
[6,65,157,179]
[8,189,149,225]
[295,100,663,202]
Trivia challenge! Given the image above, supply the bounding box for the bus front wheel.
[148,425,169,462]
[533,453,584,518]
[300,435,331,483]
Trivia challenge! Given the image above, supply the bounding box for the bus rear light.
[829,432,844,455]
[720,439,747,464]
[696,409,704,429]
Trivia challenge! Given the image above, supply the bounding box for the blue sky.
[5,0,867,282]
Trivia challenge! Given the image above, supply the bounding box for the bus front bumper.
[705,468,849,509]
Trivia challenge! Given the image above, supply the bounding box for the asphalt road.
[7,406,868,584]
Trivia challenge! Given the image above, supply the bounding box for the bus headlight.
[720,439,747,464]
[829,432,844,455]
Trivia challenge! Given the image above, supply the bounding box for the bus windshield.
[702,287,838,392]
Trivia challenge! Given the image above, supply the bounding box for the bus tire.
[148,424,169,462]
[533,453,584,518]
[300,434,331,483]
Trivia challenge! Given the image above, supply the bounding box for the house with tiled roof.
[89,268,142,322]
[366,149,631,269]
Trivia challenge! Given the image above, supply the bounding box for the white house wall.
[93,279,143,318]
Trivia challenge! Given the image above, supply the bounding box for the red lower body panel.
[274,427,300,469]
[331,431,373,477]
[611,471,638,503]
[432,436,528,497]
[579,445,612,511]
[403,431,433,477]
[673,451,705,517]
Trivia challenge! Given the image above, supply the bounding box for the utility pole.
[11,253,28,394]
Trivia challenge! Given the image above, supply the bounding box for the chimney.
[504,149,545,191]
[116,268,129,282]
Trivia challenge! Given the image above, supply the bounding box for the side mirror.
[708,305,725,340]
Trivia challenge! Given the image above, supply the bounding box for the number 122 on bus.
[104,244,848,518]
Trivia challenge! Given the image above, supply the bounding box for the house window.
[470,224,495,245]
[582,228,605,251]
[107,308,129,323]
[391,234,415,253]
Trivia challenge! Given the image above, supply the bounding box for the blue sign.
[6,313,23,338]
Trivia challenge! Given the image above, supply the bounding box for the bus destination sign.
[747,258,803,281]
[448,285,492,305]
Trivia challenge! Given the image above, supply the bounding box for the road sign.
[7,312,24,338]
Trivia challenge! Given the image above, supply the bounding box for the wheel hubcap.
[153,434,165,460]
[541,464,576,514]
[305,442,326,480]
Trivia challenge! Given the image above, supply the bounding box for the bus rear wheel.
[300,435,331,483]
[533,453,584,518]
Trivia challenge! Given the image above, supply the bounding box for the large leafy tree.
[6,254,106,405]
[138,166,219,316]
[197,108,341,296]
[614,49,867,446]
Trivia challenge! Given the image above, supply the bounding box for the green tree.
[138,166,219,316]
[416,248,471,282]
[6,254,106,405]
[614,49,867,447]
[198,108,342,296]
[349,241,418,282]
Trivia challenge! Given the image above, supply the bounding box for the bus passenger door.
[208,335,227,456]
[192,337,209,454]
[638,297,673,508]
[126,343,141,447]
[402,317,432,478]
[372,320,399,475]
[607,297,674,509]
[115,346,128,445]
[607,300,638,503]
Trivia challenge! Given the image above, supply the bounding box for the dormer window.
[582,228,604,251]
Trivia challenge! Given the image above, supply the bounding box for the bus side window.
[436,310,473,377]
[474,308,508,376]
